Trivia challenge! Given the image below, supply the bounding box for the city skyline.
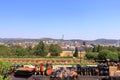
[0,0,120,40]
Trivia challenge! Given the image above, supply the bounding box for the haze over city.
[0,0,120,40]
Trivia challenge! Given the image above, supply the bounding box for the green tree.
[73,47,78,57]
[118,52,120,61]
[98,49,111,60]
[11,46,27,57]
[98,49,119,61]
[108,46,117,52]
[97,45,102,52]
[107,52,119,61]
[85,47,92,52]
[92,46,97,52]
[86,52,98,60]
[117,47,120,52]
[26,46,34,56]
[34,41,48,57]
[49,44,62,56]
[0,45,11,57]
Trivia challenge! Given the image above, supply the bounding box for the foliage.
[0,45,11,57]
[49,44,62,56]
[117,47,120,52]
[108,46,118,52]
[0,61,11,77]
[98,49,109,60]
[86,52,98,60]
[10,45,28,57]
[98,49,119,61]
[92,46,97,52]
[97,45,102,52]
[117,52,120,61]
[85,47,92,52]
[85,45,120,61]
[0,40,120,60]
[34,41,48,57]
[107,52,119,61]
[73,47,78,57]
[0,75,10,80]
[26,46,34,55]
[86,45,120,53]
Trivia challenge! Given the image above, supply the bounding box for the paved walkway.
[10,74,34,80]
[10,74,120,80]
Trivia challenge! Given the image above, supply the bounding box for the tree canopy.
[49,44,62,56]
[86,52,98,60]
[34,41,48,57]
[11,45,28,57]
[98,49,119,61]
[0,45,11,57]
[73,47,78,57]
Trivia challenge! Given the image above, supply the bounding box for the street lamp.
[80,50,81,63]
[106,59,110,66]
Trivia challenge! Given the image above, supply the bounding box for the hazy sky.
[0,0,120,40]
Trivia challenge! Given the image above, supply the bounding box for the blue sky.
[0,0,120,40]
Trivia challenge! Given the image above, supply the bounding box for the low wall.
[32,75,120,80]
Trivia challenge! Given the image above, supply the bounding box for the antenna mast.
[62,34,64,40]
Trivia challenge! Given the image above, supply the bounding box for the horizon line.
[0,37,120,41]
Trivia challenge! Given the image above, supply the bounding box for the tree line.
[1,41,120,62]
[85,45,120,62]
[0,41,62,57]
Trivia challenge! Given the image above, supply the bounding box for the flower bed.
[1,58,81,65]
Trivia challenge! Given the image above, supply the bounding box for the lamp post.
[106,59,110,66]
[80,50,81,63]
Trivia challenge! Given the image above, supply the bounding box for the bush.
[98,49,119,61]
[0,61,11,75]
[86,52,98,60]
[0,75,10,80]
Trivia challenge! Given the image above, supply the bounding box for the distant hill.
[93,39,118,44]
[0,38,119,45]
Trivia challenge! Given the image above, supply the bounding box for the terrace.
[7,63,120,80]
